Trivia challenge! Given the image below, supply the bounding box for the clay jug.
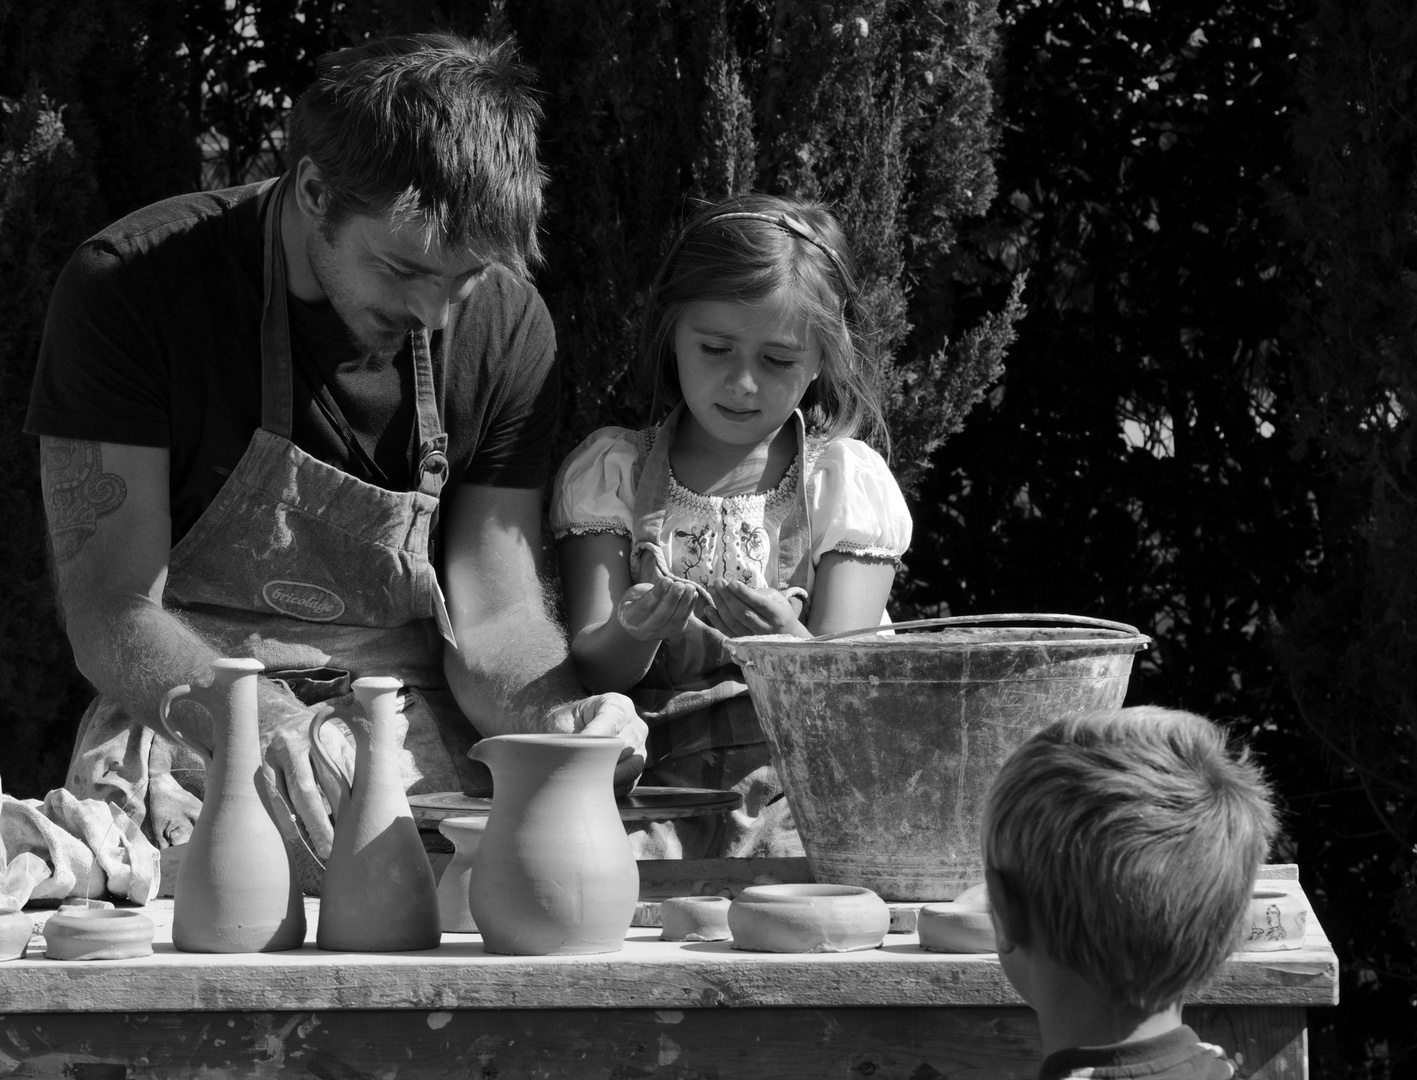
[310,676,441,951]
[159,657,305,952]
[468,734,639,955]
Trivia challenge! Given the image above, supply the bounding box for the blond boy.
[981,706,1278,1079]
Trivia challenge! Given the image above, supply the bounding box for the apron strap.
[409,330,449,500]
[629,402,685,577]
[776,410,814,593]
[259,176,294,438]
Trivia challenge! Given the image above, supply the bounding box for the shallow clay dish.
[43,908,155,961]
[1240,888,1307,951]
[917,882,996,953]
[728,883,890,953]
[0,911,32,961]
[660,896,732,942]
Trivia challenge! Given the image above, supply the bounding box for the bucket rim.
[816,613,1144,642]
[728,614,1152,660]
[728,632,1152,666]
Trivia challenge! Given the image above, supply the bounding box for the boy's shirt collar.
[1039,1025,1237,1079]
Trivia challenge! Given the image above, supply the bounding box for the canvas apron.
[65,175,482,857]
[625,404,820,859]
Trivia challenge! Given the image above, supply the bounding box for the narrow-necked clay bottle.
[160,657,306,952]
[468,734,639,955]
[310,676,441,951]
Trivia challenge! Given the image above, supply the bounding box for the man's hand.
[703,579,808,638]
[259,706,355,861]
[616,578,699,642]
[547,692,648,795]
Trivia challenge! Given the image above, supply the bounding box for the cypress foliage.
[515,0,1022,495]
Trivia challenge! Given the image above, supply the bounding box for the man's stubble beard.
[305,224,414,362]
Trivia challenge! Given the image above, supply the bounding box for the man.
[25,32,646,868]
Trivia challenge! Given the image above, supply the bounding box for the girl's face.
[672,297,823,451]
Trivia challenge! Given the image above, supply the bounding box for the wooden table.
[0,863,1336,1079]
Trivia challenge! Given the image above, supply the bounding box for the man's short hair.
[981,706,1278,1013]
[286,32,546,277]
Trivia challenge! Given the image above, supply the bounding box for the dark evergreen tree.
[0,89,104,792]
[905,0,1412,1070]
[510,0,1023,496]
[1272,3,1417,1071]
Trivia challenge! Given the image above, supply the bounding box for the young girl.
[551,193,912,858]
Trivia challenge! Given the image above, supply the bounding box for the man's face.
[304,212,490,359]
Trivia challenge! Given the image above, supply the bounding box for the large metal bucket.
[728,614,1151,901]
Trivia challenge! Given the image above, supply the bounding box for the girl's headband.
[664,209,860,303]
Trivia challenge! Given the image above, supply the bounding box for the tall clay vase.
[159,657,306,952]
[468,734,639,955]
[310,676,441,951]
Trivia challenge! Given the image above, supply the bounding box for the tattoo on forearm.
[42,438,128,564]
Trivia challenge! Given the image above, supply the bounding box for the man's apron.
[625,404,819,859]
[66,176,483,865]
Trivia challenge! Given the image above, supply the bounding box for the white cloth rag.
[0,789,160,906]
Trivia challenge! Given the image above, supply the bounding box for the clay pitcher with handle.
[159,657,306,952]
[310,676,441,951]
[468,733,639,955]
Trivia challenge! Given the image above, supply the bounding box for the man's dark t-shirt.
[25,181,558,548]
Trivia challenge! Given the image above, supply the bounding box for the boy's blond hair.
[981,706,1278,1013]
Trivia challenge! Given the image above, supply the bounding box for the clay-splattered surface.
[0,1004,1308,1079]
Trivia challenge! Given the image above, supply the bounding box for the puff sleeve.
[808,438,913,565]
[549,427,640,540]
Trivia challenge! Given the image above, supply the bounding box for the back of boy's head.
[981,706,1278,1014]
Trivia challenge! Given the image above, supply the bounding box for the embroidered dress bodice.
[551,423,911,596]
[658,458,801,590]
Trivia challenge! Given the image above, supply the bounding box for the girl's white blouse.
[550,426,912,591]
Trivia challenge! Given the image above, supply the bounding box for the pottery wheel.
[409,787,743,826]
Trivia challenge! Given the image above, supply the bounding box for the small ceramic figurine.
[1241,887,1308,951]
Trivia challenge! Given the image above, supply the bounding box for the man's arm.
[39,436,344,856]
[440,483,647,784]
[439,483,592,732]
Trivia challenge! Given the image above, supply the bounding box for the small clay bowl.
[918,905,995,952]
[1239,888,1307,951]
[43,908,155,961]
[660,896,732,942]
[728,883,889,953]
[917,880,995,953]
[0,911,33,961]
